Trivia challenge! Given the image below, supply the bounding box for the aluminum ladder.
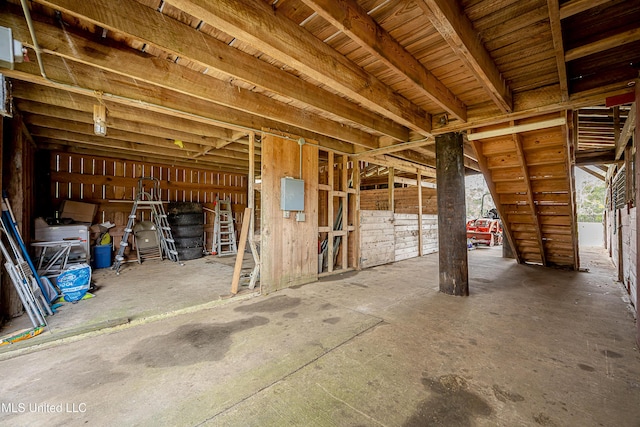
[113,177,181,274]
[214,197,237,256]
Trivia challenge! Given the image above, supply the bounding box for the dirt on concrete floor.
[0,251,257,351]
[0,246,638,426]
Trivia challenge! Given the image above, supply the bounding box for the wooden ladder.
[214,197,238,256]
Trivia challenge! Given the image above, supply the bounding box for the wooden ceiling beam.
[615,103,636,160]
[467,117,566,140]
[546,0,569,101]
[13,91,234,142]
[301,0,467,122]
[417,0,513,113]
[360,154,437,177]
[565,27,640,62]
[353,139,434,158]
[16,100,228,149]
[164,0,432,135]
[559,0,613,20]
[6,62,355,155]
[24,115,258,163]
[578,166,605,181]
[30,0,408,141]
[2,11,378,150]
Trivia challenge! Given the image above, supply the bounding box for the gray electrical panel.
[281,177,305,211]
[0,26,23,70]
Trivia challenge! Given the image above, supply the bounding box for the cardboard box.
[60,200,97,223]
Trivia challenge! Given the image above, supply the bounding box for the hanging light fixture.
[93,104,107,136]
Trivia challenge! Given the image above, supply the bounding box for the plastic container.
[93,243,112,269]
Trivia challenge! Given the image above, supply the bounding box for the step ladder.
[113,177,181,274]
[214,197,237,256]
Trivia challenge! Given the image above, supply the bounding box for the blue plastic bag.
[56,264,92,302]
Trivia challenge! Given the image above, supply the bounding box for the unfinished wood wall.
[49,152,247,251]
[360,211,439,267]
[608,206,637,312]
[361,187,437,214]
[395,214,438,261]
[1,116,36,319]
[360,210,395,268]
[261,134,318,293]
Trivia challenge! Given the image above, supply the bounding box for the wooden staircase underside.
[470,114,579,269]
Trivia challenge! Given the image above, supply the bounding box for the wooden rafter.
[417,0,513,113]
[615,103,636,160]
[6,66,356,155]
[2,11,378,149]
[354,139,434,158]
[559,0,611,19]
[547,0,569,101]
[17,100,230,148]
[467,117,567,140]
[578,166,606,181]
[512,132,546,266]
[163,0,432,135]
[13,93,233,142]
[301,0,467,122]
[23,115,258,164]
[32,0,409,142]
[565,27,640,62]
[362,154,437,177]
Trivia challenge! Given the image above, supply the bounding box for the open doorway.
[574,167,606,248]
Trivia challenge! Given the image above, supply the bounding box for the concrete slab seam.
[194,316,385,426]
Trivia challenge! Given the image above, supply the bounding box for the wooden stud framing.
[417,169,424,257]
[327,151,335,273]
[388,167,395,213]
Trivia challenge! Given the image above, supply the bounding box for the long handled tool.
[1,191,54,303]
[0,233,47,328]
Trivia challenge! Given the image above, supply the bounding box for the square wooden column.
[634,78,640,348]
[436,132,469,296]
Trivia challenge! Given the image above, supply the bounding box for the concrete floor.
[0,252,257,348]
[0,246,639,426]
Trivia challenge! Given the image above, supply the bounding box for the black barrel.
[167,202,204,261]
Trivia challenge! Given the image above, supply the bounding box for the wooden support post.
[633,78,640,348]
[247,132,260,290]
[353,158,361,270]
[231,207,252,295]
[248,132,255,238]
[417,169,423,257]
[436,132,468,296]
[328,151,335,273]
[341,155,348,270]
[388,167,394,211]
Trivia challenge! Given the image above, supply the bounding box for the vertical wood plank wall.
[261,134,318,293]
[49,152,247,251]
[1,117,36,318]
